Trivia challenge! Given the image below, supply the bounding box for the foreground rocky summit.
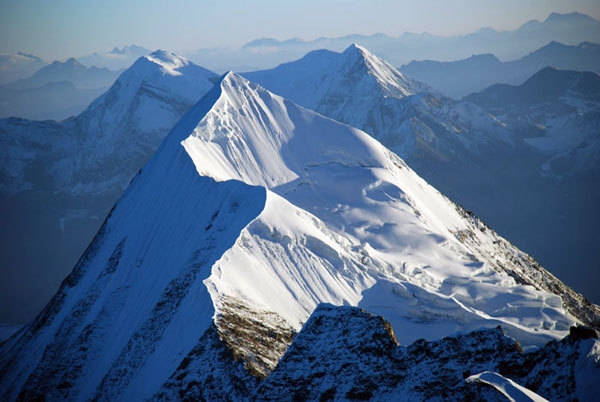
[254,304,599,401]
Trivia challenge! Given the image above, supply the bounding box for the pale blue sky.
[1,0,599,60]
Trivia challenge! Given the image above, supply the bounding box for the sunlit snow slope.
[245,44,600,305]
[1,72,598,400]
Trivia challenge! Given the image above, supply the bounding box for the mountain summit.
[2,72,597,400]
[244,44,422,116]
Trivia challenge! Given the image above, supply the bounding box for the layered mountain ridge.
[466,67,600,177]
[2,72,598,400]
[400,41,600,99]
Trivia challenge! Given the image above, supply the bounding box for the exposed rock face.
[214,296,297,378]
[252,304,600,401]
[154,324,258,402]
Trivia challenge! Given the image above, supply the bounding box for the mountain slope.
[464,68,600,299]
[2,72,597,400]
[0,51,218,324]
[244,44,600,304]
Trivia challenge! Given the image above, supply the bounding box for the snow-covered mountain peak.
[178,72,598,348]
[340,43,420,98]
[243,44,422,114]
[144,50,191,75]
[342,42,368,57]
[184,71,386,188]
[83,50,216,120]
[44,51,218,194]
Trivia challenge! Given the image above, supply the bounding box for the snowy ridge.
[2,72,599,400]
[244,43,600,306]
[188,73,598,348]
[467,372,549,401]
[0,81,267,400]
[0,51,218,326]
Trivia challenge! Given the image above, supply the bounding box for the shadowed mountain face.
[400,41,600,99]
[1,72,598,400]
[0,51,217,324]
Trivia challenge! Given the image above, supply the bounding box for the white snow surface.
[187,73,576,346]
[467,371,549,402]
[0,72,586,400]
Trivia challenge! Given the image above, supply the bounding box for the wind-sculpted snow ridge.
[2,72,599,400]
[244,44,600,306]
[184,73,599,344]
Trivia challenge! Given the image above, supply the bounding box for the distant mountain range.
[0,58,123,120]
[0,53,47,85]
[6,58,122,90]
[401,41,600,98]
[185,11,600,72]
[466,67,600,178]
